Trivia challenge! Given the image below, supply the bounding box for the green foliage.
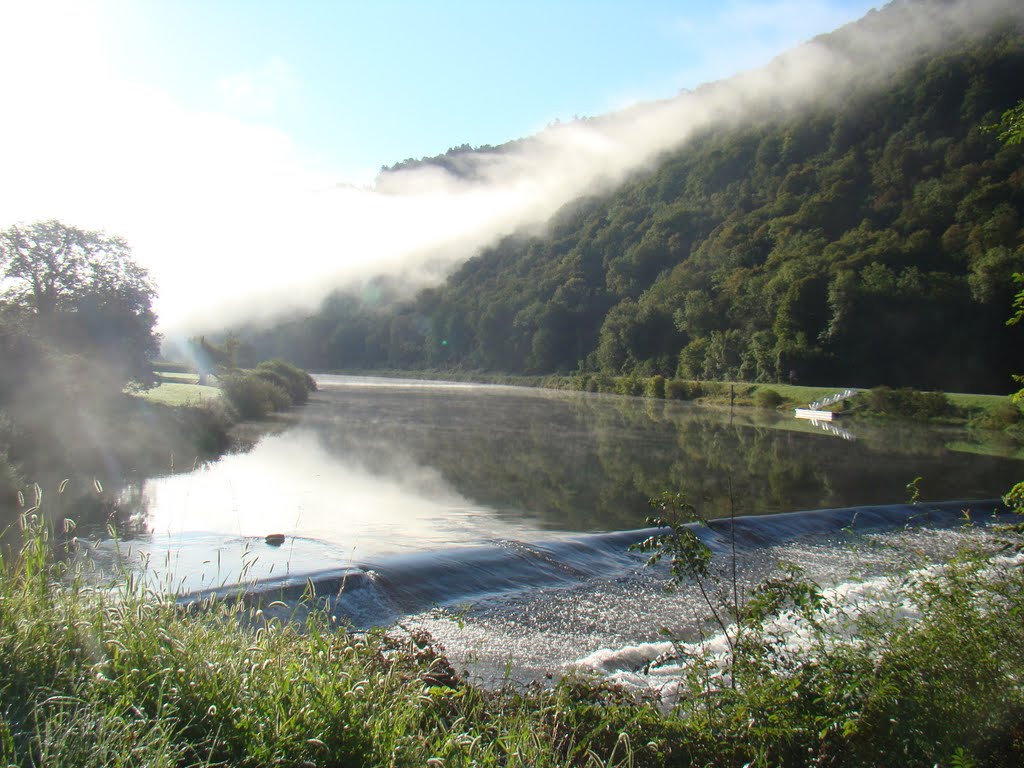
[645,375,666,399]
[664,378,687,400]
[215,361,316,419]
[0,511,672,767]
[188,334,241,381]
[631,493,711,585]
[990,100,1024,146]
[630,492,1024,766]
[220,372,291,419]
[664,379,703,400]
[615,373,645,397]
[0,220,159,388]
[138,379,222,408]
[753,388,785,409]
[252,367,295,398]
[970,398,1023,430]
[256,358,318,404]
[235,12,1024,394]
[4,503,1024,765]
[864,386,953,420]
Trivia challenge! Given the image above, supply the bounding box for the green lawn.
[135,380,221,407]
[710,381,1015,417]
[732,382,854,406]
[155,370,201,384]
[945,391,1014,413]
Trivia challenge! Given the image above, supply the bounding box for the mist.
[2,0,1018,335]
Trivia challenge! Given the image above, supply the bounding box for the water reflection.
[72,376,1024,587]
[137,428,542,555]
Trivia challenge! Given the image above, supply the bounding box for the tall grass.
[2,502,1024,766]
[0,510,660,767]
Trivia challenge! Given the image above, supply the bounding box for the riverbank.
[324,368,1022,431]
[0,360,317,531]
[2,511,1022,766]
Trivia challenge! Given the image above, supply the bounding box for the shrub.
[665,378,687,399]
[220,373,290,419]
[256,359,317,404]
[188,399,237,453]
[646,375,666,399]
[699,380,725,398]
[972,399,1023,430]
[616,374,644,396]
[253,368,296,400]
[666,379,702,400]
[866,386,952,420]
[753,388,785,409]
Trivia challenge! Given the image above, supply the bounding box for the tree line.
[237,3,1024,394]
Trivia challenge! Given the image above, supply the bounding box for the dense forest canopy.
[236,0,1024,394]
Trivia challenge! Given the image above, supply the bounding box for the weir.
[182,498,1010,629]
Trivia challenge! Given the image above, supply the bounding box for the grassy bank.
[327,368,1021,430]
[3,509,1024,766]
[1,360,317,521]
[139,372,221,407]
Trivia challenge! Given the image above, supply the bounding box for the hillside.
[240,0,1024,393]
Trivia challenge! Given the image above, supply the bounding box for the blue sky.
[0,0,882,329]
[99,0,880,178]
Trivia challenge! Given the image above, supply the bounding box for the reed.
[2,499,1024,766]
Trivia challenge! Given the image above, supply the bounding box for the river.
[87,375,1022,685]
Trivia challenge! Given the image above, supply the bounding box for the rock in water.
[265,533,286,546]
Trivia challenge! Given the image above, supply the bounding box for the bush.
[753,388,785,409]
[971,399,1023,430]
[866,386,952,420]
[253,368,296,399]
[700,381,725,397]
[646,375,666,399]
[256,359,317,404]
[665,378,687,399]
[220,373,291,419]
[666,379,702,400]
[616,374,644,397]
[186,399,237,453]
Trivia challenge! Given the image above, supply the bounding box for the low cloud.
[0,0,1017,334]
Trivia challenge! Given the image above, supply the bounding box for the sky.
[0,0,884,332]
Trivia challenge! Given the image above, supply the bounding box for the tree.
[0,220,159,386]
[1003,98,1024,403]
[991,101,1024,146]
[187,334,241,384]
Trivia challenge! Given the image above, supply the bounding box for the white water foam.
[403,524,1013,691]
[573,541,1022,704]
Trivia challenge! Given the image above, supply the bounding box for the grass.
[946,391,1017,412]
[136,381,222,407]
[3,502,1024,766]
[0,512,665,767]
[125,370,221,408]
[155,371,202,384]
[349,368,1024,432]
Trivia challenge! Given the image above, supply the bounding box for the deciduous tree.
[0,220,159,387]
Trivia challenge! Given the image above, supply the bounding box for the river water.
[89,375,1022,685]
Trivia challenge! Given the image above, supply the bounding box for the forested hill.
[241,0,1024,393]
